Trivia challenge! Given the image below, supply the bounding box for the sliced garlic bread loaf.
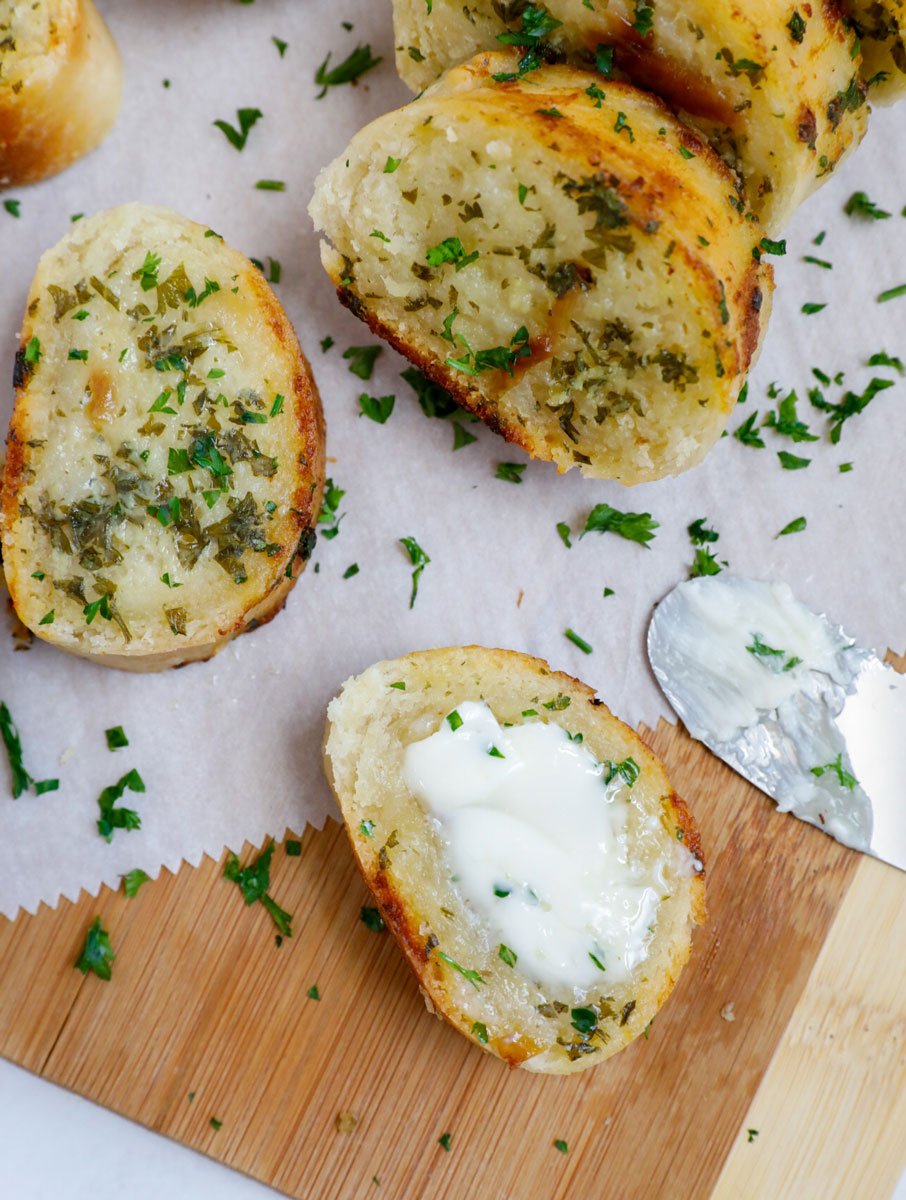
[0,0,122,188]
[1,204,325,670]
[309,55,771,484]
[393,0,868,231]
[324,646,706,1073]
[848,0,906,101]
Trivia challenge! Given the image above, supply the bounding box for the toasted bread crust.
[311,55,772,485]
[324,646,706,1073]
[392,0,868,230]
[1,204,325,670]
[0,0,122,188]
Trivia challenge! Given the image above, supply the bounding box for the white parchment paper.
[1,0,904,918]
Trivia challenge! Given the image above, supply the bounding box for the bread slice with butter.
[324,646,706,1074]
[392,0,868,231]
[309,54,772,485]
[1,203,325,670]
[0,0,122,188]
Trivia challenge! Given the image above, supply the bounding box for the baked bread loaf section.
[393,0,868,230]
[848,0,906,101]
[324,646,706,1074]
[0,0,122,188]
[1,203,325,670]
[309,54,771,485]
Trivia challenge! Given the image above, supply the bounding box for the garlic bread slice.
[324,646,706,1074]
[392,0,868,231]
[0,0,122,188]
[1,203,325,670]
[309,54,771,485]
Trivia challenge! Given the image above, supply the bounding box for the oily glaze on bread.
[1,203,325,670]
[0,0,122,188]
[847,0,906,102]
[310,53,771,485]
[323,646,706,1074]
[392,0,868,231]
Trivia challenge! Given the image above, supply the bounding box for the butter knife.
[647,575,906,871]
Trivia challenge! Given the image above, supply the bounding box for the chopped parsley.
[359,819,376,837]
[564,628,593,655]
[787,11,806,42]
[777,450,810,470]
[272,36,288,57]
[688,518,719,544]
[633,1,654,36]
[844,192,891,220]
[877,283,906,304]
[307,985,321,1000]
[399,536,430,608]
[554,1138,569,1154]
[1,702,59,798]
[24,335,42,364]
[582,503,658,546]
[810,753,858,790]
[498,943,518,967]
[556,521,572,548]
[471,1021,489,1044]
[447,710,463,732]
[747,1129,759,1143]
[314,44,382,98]
[602,757,640,788]
[570,1006,597,1035]
[224,842,293,938]
[614,111,634,142]
[437,950,484,989]
[318,478,346,539]
[426,236,478,271]
[360,906,386,932]
[342,563,360,579]
[777,516,807,537]
[97,769,145,841]
[867,351,904,374]
[343,344,382,380]
[3,198,20,217]
[384,156,401,173]
[123,868,150,897]
[801,302,826,315]
[495,462,525,483]
[763,391,817,442]
[438,1132,452,1152]
[285,839,302,856]
[746,635,801,673]
[213,107,263,151]
[105,726,129,751]
[808,377,893,442]
[74,917,115,981]
[358,392,395,423]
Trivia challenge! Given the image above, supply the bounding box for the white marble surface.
[0,1059,281,1199]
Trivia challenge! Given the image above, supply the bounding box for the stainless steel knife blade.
[647,575,905,872]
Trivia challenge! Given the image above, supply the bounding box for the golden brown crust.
[324,646,707,1073]
[0,0,122,188]
[312,57,772,484]
[1,204,325,671]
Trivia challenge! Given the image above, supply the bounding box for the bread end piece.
[0,0,122,188]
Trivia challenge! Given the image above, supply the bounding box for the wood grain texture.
[0,711,878,1200]
[713,853,906,1200]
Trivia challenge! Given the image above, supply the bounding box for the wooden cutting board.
[2,665,905,1200]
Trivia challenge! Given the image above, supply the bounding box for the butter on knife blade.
[647,575,906,872]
